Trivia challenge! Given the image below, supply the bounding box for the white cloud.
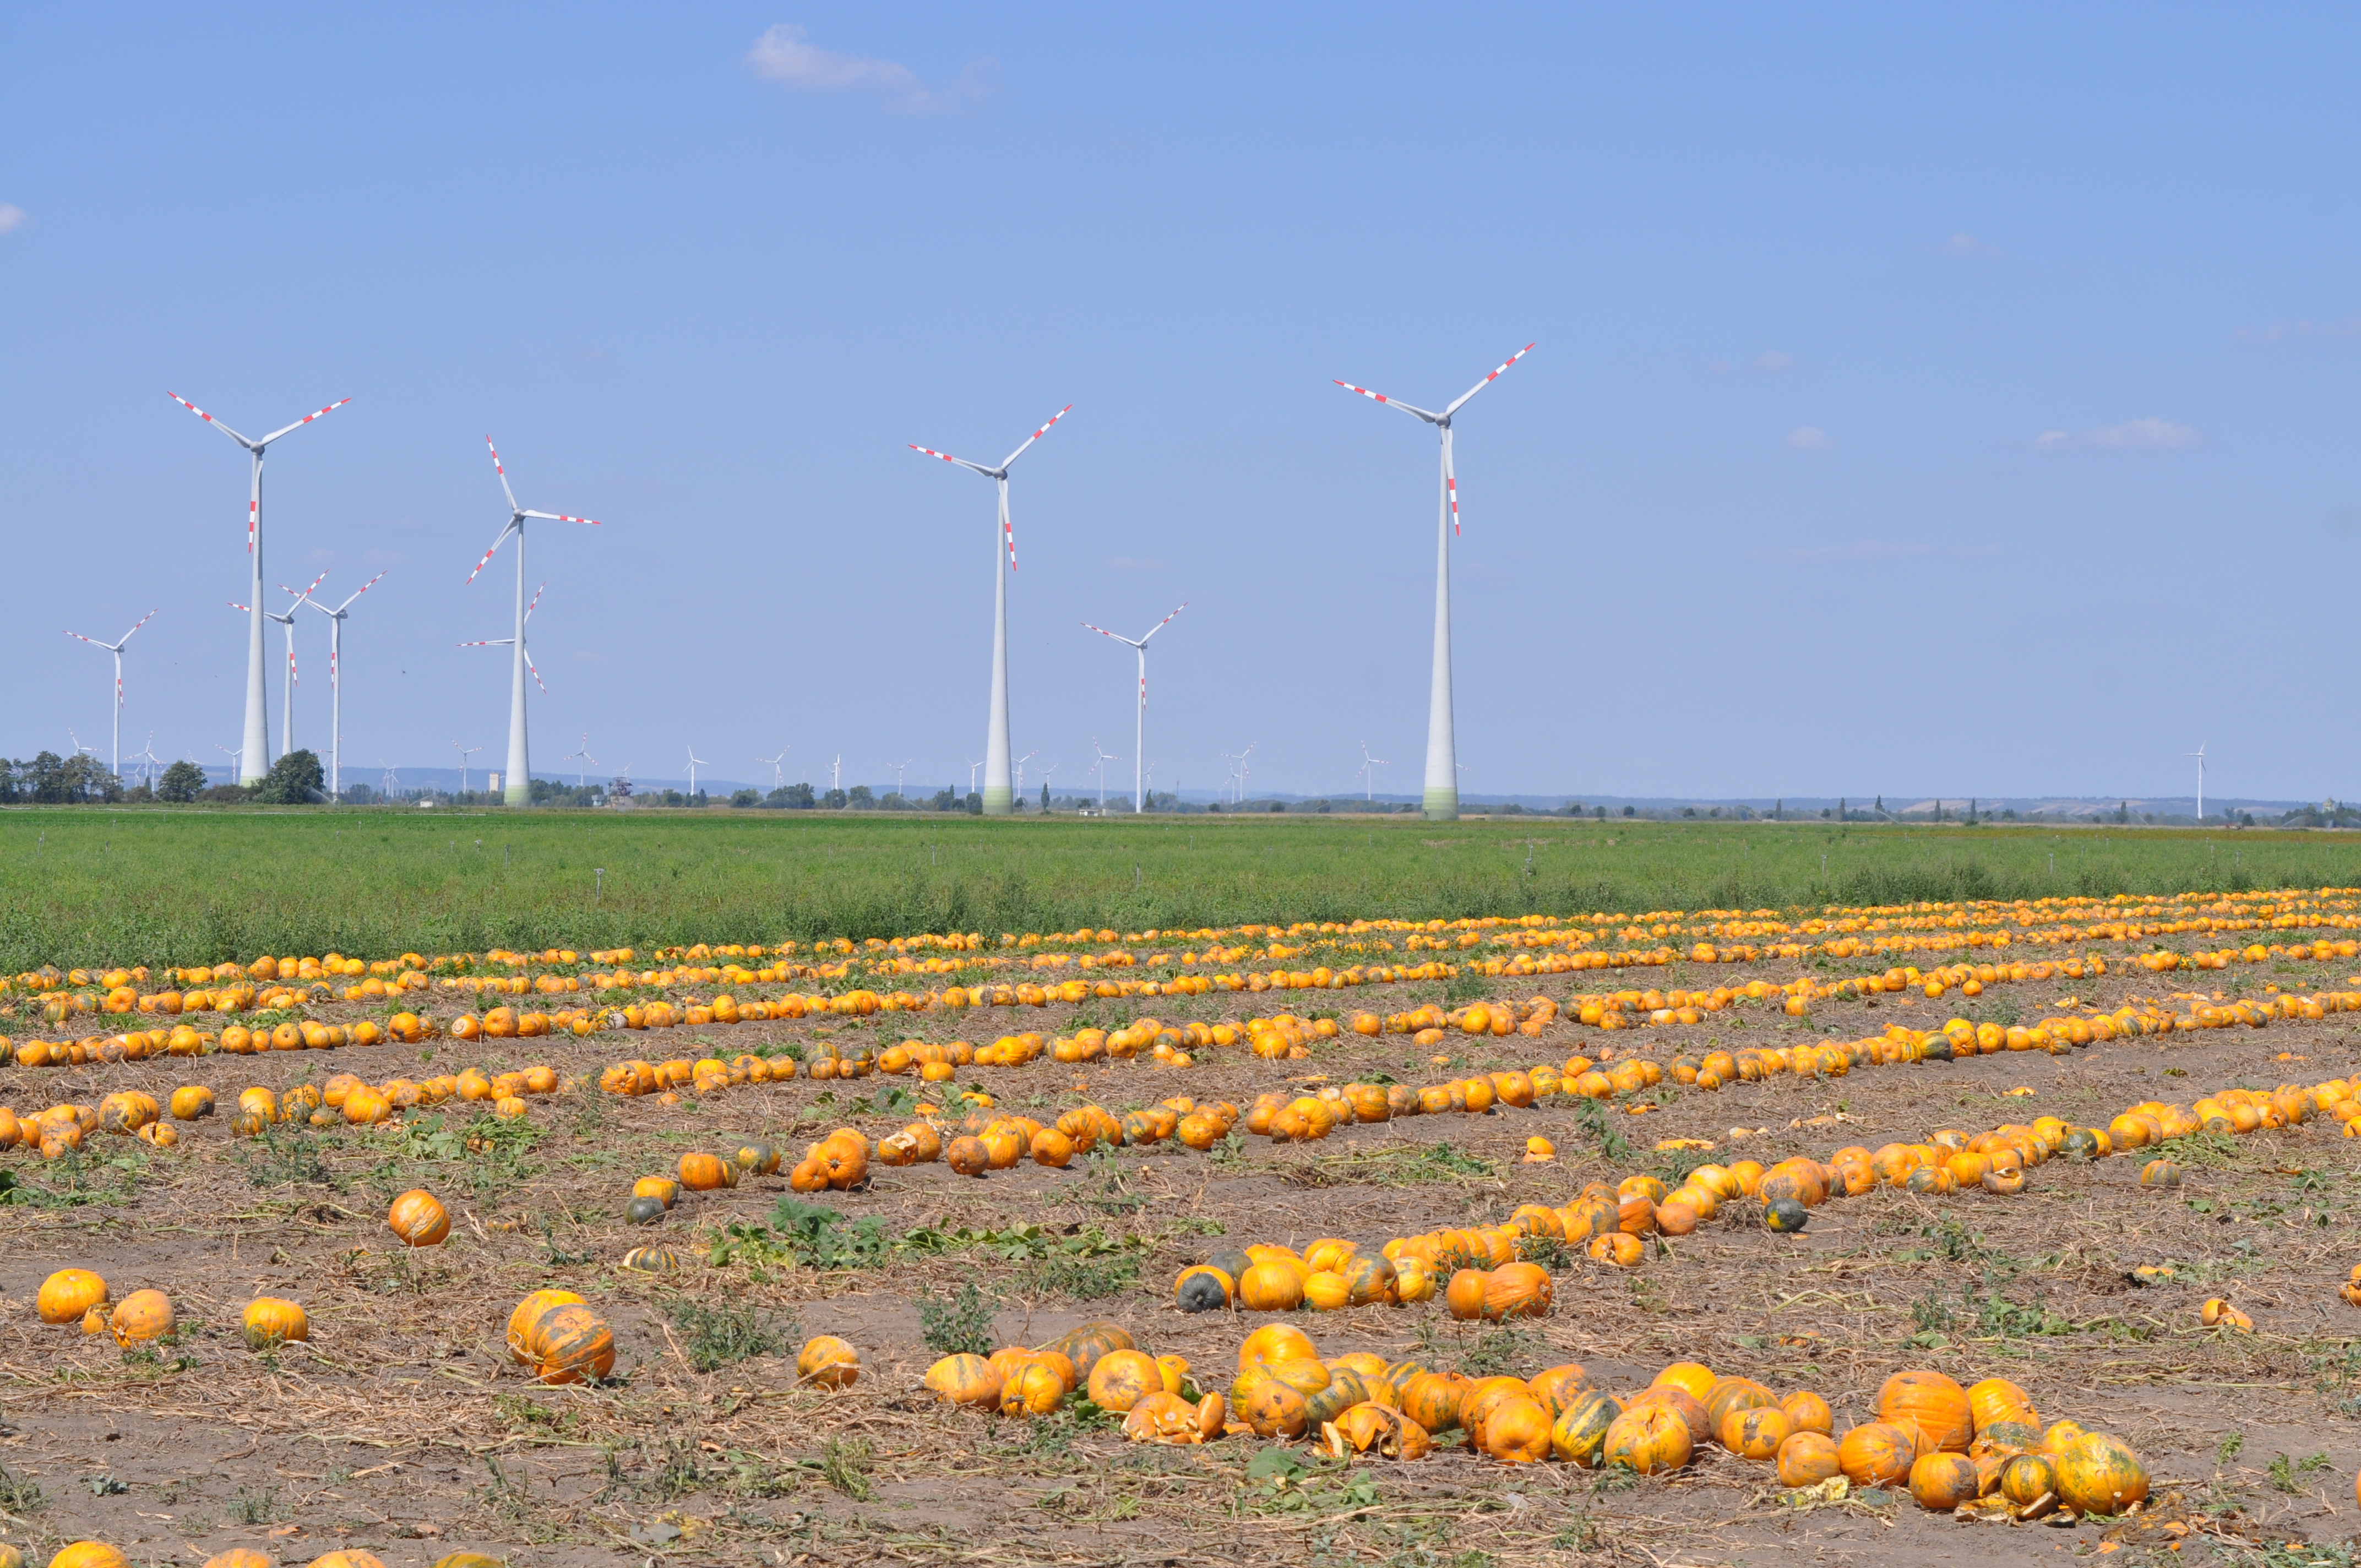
[2032,418,2199,450]
[0,204,26,236]
[746,25,993,112]
[1754,351,1794,373]
[1784,426,1832,450]
[1939,232,2000,258]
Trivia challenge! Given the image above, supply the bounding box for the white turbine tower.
[966,758,982,796]
[910,404,1073,816]
[2189,742,2207,822]
[758,750,789,790]
[229,573,319,759]
[1014,750,1038,804]
[686,744,709,801]
[297,571,385,801]
[168,391,350,785]
[1082,601,1189,814]
[453,741,483,797]
[1356,741,1389,804]
[215,743,243,785]
[460,582,549,797]
[1334,343,1533,820]
[62,608,158,776]
[566,736,599,788]
[469,437,604,807]
[1089,737,1120,812]
[890,758,913,800]
[130,733,164,792]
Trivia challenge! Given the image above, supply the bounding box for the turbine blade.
[1444,430,1459,537]
[1333,380,1441,422]
[227,601,251,613]
[167,392,255,447]
[1443,342,1535,417]
[1136,601,1190,644]
[485,436,521,514]
[335,571,387,612]
[257,398,352,445]
[524,647,548,694]
[457,638,515,648]
[1000,482,1018,573]
[119,608,160,644]
[521,508,602,525]
[1081,622,1142,647]
[524,581,547,620]
[999,404,1073,470]
[909,444,995,477]
[465,521,519,585]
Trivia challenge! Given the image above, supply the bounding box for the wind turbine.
[62,608,158,776]
[2189,743,2206,822]
[686,744,710,801]
[830,755,842,795]
[229,576,314,758]
[889,758,913,799]
[168,392,350,784]
[1334,343,1533,820]
[453,742,483,797]
[1356,741,1389,804]
[758,750,788,790]
[469,437,604,807]
[380,761,401,797]
[965,758,982,796]
[1221,741,1256,804]
[567,736,599,789]
[910,404,1073,816]
[1089,738,1120,812]
[460,581,548,700]
[297,571,385,801]
[130,733,164,792]
[1014,750,1038,804]
[215,743,243,786]
[1082,601,1189,814]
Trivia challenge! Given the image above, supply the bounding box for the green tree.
[157,760,207,802]
[255,749,325,804]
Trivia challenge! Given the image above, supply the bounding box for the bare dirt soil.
[4,961,2359,1568]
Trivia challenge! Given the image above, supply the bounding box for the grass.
[3,807,2357,969]
[663,1297,793,1373]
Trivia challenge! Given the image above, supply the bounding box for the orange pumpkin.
[796,1335,860,1389]
[1878,1369,1972,1453]
[2054,1433,2149,1516]
[1526,1363,1593,1418]
[507,1290,586,1362]
[1087,1349,1164,1413]
[2000,1453,2058,1509]
[1602,1404,1693,1474]
[1239,1261,1305,1312]
[1000,1360,1068,1417]
[1653,1361,1717,1401]
[1911,1452,1982,1511]
[1780,1390,1835,1436]
[241,1297,310,1349]
[1481,1261,1552,1320]
[1445,1267,1489,1320]
[1550,1390,1622,1466]
[1238,1323,1318,1370]
[530,1303,615,1384]
[37,1268,107,1325]
[1480,1396,1554,1463]
[1400,1371,1467,1433]
[1329,1402,1430,1460]
[1777,1430,1841,1487]
[1966,1375,2034,1433]
[1721,1406,1793,1461]
[387,1189,450,1247]
[109,1289,175,1347]
[1837,1422,1915,1486]
[924,1353,1002,1408]
[1239,1377,1309,1438]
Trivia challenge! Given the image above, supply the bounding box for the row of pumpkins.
[40,1549,496,1568]
[1176,1064,2361,1309]
[914,1319,2158,1516]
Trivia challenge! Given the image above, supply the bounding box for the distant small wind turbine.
[1081,601,1189,814]
[297,570,387,801]
[1356,741,1389,803]
[686,743,709,799]
[758,749,789,790]
[453,741,483,797]
[63,608,159,776]
[566,735,599,788]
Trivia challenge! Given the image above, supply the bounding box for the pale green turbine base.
[1423,787,1459,822]
[981,785,1015,816]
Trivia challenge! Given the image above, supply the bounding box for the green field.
[1,806,2354,971]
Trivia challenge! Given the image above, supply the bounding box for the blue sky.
[3,6,2355,802]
